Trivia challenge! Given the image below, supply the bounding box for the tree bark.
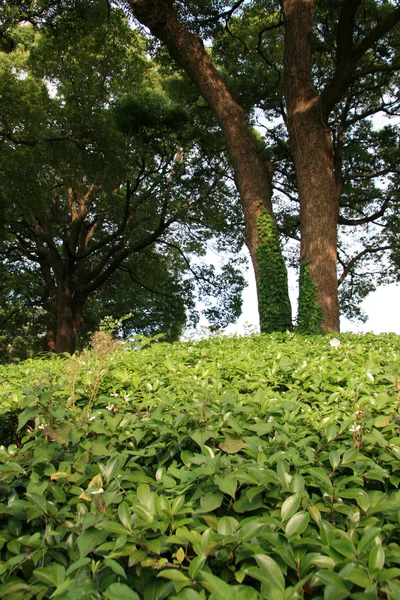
[55,281,83,354]
[128,0,292,332]
[283,0,339,332]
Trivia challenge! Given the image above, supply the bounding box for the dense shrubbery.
[1,332,400,599]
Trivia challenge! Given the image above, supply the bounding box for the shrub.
[1,333,400,599]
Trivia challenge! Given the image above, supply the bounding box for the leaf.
[104,558,127,578]
[284,511,310,538]
[157,569,190,582]
[214,474,237,498]
[368,545,385,572]
[254,554,285,590]
[219,437,245,454]
[218,517,234,536]
[188,555,206,579]
[199,493,223,512]
[342,567,370,588]
[101,455,120,483]
[200,571,233,597]
[17,406,37,431]
[118,501,132,530]
[104,583,139,600]
[77,528,108,558]
[374,415,391,428]
[281,494,301,522]
[176,547,185,563]
[34,565,65,587]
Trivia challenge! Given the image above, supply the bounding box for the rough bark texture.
[55,282,83,354]
[283,0,340,332]
[128,0,292,331]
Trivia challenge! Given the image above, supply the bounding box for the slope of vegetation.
[1,332,400,600]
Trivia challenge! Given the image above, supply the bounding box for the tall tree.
[0,7,245,355]
[127,0,293,333]
[205,0,400,331]
[282,0,400,332]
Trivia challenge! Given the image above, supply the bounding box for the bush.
[1,332,400,599]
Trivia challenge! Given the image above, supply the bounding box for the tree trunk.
[128,0,292,332]
[55,282,83,354]
[283,0,339,333]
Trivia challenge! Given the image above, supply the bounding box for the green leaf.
[77,528,108,558]
[200,571,233,597]
[104,583,139,600]
[17,406,37,431]
[281,493,301,522]
[214,475,237,498]
[199,493,223,512]
[284,511,310,538]
[188,555,206,579]
[254,554,285,590]
[218,516,234,536]
[118,501,132,530]
[157,569,190,582]
[368,545,385,572]
[104,558,127,578]
[342,567,370,588]
[34,565,65,587]
[101,455,120,483]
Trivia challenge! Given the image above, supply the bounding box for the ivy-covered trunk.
[128,0,292,333]
[283,0,340,333]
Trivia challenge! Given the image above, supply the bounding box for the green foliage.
[256,210,292,333]
[297,262,324,335]
[3,332,400,597]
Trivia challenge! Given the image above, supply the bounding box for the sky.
[222,259,400,336]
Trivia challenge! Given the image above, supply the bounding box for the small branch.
[338,245,391,285]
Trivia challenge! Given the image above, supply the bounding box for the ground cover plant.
[1,332,400,600]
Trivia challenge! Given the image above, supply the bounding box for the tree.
[127,0,293,334]
[0,6,245,355]
[200,0,400,331]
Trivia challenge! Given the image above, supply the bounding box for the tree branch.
[338,245,391,285]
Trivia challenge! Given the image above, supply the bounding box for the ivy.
[297,261,324,334]
[256,210,292,332]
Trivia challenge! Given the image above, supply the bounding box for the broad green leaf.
[218,516,234,536]
[285,511,310,538]
[214,474,237,498]
[77,528,108,558]
[188,555,206,579]
[104,583,139,600]
[199,493,223,512]
[342,567,370,588]
[102,455,120,483]
[17,406,37,431]
[104,558,127,578]
[281,493,301,522]
[200,571,233,597]
[157,569,190,582]
[118,501,132,530]
[369,545,385,572]
[254,554,285,590]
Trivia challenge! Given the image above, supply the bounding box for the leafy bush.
[1,333,400,599]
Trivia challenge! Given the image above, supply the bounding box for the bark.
[128,0,292,331]
[55,281,83,354]
[283,0,339,332]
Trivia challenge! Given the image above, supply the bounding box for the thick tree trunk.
[55,283,83,354]
[128,0,292,332]
[283,0,339,333]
